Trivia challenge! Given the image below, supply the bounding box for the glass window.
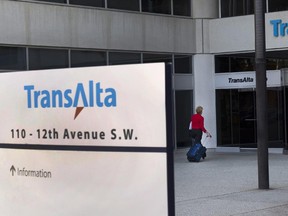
[245,0,254,15]
[71,50,106,68]
[266,58,288,70]
[174,55,192,74]
[35,0,67,3]
[221,0,254,18]
[221,0,232,17]
[230,57,254,72]
[69,0,105,7]
[216,54,288,72]
[108,52,141,65]
[269,0,288,12]
[143,53,172,64]
[142,0,171,15]
[173,0,190,16]
[107,0,139,11]
[215,56,230,73]
[215,56,255,73]
[235,0,245,16]
[29,48,68,70]
[0,46,26,71]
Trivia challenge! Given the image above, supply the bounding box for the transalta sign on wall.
[0,63,175,216]
[215,70,282,89]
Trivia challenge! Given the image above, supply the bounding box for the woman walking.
[190,106,211,145]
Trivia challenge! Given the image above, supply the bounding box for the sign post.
[254,0,269,189]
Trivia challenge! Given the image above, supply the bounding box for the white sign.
[0,63,166,147]
[0,148,168,216]
[215,70,282,89]
[0,63,174,216]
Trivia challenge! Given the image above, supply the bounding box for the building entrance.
[216,88,284,148]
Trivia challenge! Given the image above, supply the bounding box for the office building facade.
[2,0,288,151]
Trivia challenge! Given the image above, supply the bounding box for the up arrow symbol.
[10,165,16,176]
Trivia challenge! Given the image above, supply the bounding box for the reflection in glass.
[268,0,288,12]
[215,56,255,73]
[143,53,172,64]
[35,0,67,3]
[69,0,105,7]
[142,0,171,14]
[71,50,106,67]
[174,55,192,74]
[108,0,139,11]
[109,52,141,65]
[221,0,254,17]
[29,48,68,70]
[173,0,190,16]
[0,46,26,71]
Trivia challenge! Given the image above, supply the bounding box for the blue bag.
[187,143,207,162]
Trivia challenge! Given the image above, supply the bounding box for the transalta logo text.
[24,81,117,119]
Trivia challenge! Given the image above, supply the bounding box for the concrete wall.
[209,15,255,53]
[0,0,198,53]
[8,1,288,57]
[209,11,288,54]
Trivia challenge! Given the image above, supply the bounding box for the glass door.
[175,90,193,148]
[216,88,284,148]
[237,89,256,146]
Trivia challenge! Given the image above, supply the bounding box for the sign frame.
[0,63,175,216]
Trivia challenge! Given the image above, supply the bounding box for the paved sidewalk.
[174,148,288,216]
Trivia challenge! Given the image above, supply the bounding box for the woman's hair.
[195,106,203,114]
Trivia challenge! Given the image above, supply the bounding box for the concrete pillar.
[193,54,216,148]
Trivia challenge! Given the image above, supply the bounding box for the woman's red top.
[191,113,207,133]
